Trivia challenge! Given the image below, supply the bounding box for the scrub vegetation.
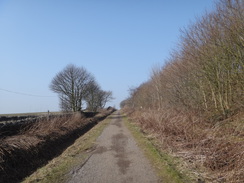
[121,0,244,182]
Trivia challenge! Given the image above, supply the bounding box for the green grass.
[22,113,114,183]
[123,116,191,183]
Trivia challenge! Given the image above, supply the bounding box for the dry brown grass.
[0,108,115,183]
[123,108,244,183]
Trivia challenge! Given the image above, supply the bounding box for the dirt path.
[68,111,160,183]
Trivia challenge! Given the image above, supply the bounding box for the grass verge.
[22,113,114,183]
[123,116,191,183]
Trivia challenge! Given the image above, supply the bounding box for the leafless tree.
[50,64,94,112]
[84,80,101,112]
[85,80,113,112]
[99,91,113,108]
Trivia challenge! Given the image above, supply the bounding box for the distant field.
[0,111,69,125]
[0,111,62,117]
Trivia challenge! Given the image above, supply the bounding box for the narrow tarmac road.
[68,111,160,183]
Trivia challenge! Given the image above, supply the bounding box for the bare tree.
[84,80,101,112]
[50,64,94,112]
[85,80,113,112]
[99,90,113,108]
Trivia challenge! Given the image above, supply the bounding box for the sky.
[0,0,216,114]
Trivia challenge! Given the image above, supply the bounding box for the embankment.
[0,108,115,183]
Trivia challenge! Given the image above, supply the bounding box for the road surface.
[68,111,160,183]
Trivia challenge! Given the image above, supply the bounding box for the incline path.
[68,111,160,183]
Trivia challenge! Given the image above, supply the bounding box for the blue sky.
[0,0,215,114]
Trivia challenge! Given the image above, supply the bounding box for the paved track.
[68,111,160,183]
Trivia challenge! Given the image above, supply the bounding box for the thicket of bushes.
[121,0,243,182]
[123,0,243,119]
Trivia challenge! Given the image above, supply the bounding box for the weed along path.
[68,111,160,183]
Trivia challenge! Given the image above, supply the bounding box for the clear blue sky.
[0,0,215,114]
